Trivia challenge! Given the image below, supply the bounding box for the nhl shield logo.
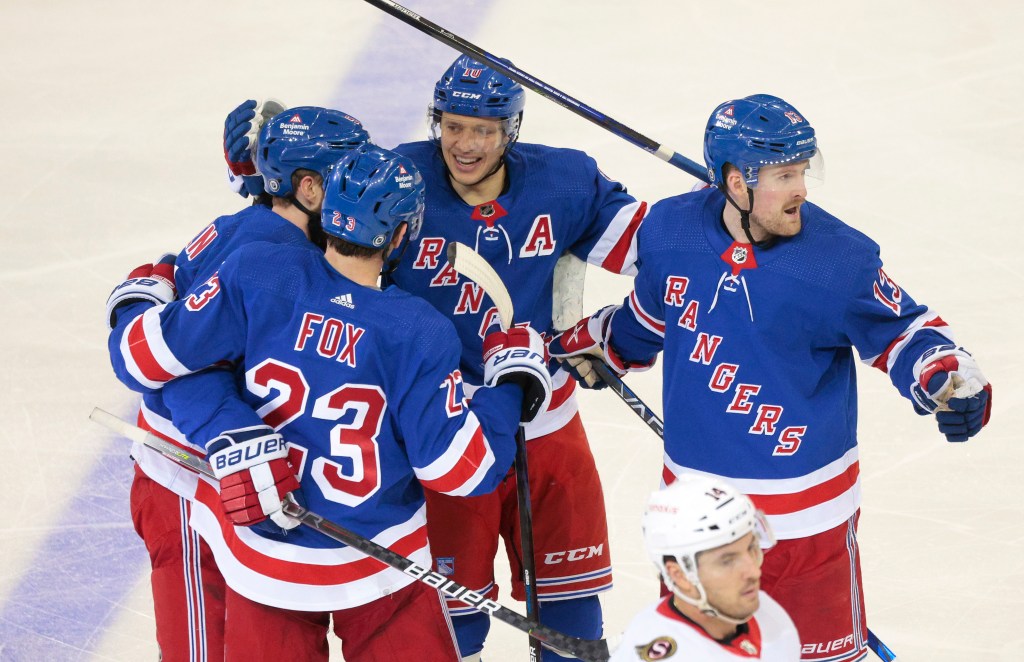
[732,246,749,265]
[739,640,758,655]
[478,203,495,218]
[635,636,677,661]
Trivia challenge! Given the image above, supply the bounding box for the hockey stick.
[446,242,543,661]
[360,0,708,181]
[550,255,663,439]
[88,407,610,662]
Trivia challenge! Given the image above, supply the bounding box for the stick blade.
[447,242,514,329]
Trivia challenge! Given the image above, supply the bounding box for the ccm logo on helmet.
[452,91,482,99]
[212,436,288,472]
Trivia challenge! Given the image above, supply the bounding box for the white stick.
[446,242,514,330]
[551,253,587,331]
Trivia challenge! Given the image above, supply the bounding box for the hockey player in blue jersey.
[104,105,369,662]
[389,56,647,661]
[551,94,992,662]
[108,144,553,661]
[219,56,648,661]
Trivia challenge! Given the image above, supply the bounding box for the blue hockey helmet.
[257,106,370,197]
[320,145,425,250]
[429,55,526,143]
[703,94,820,189]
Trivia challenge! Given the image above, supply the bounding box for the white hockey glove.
[910,345,992,442]
[548,305,653,388]
[483,326,553,423]
[105,253,177,329]
[208,425,301,529]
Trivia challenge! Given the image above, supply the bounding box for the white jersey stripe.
[588,201,645,276]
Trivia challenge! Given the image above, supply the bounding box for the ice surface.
[2,0,1021,659]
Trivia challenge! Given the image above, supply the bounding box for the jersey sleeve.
[605,212,671,364]
[396,318,520,497]
[161,366,266,447]
[566,155,647,276]
[842,254,957,405]
[108,255,248,394]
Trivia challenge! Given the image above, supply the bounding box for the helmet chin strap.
[721,186,774,248]
[382,225,412,282]
[288,194,324,245]
[663,568,751,627]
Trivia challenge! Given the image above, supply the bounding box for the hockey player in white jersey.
[108,145,554,661]
[611,474,800,661]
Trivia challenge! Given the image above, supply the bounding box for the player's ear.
[725,167,747,199]
[665,559,698,596]
[389,223,407,251]
[298,173,322,202]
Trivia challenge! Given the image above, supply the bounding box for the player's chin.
[775,212,802,235]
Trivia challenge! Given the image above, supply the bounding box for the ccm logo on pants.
[544,545,604,565]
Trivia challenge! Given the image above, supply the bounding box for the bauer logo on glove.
[212,434,289,473]
[482,326,553,423]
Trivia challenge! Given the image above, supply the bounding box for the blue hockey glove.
[483,326,553,423]
[208,425,301,529]
[910,345,992,442]
[223,98,285,197]
[105,253,177,329]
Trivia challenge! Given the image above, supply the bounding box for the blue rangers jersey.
[110,242,522,609]
[110,205,311,500]
[391,141,646,438]
[609,187,956,539]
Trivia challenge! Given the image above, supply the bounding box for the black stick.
[512,425,543,660]
[359,0,708,181]
[88,408,611,662]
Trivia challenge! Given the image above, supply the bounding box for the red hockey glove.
[483,326,552,423]
[911,345,992,442]
[208,426,300,528]
[105,253,177,329]
[548,305,653,388]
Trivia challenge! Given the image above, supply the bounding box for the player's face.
[439,112,508,189]
[748,161,809,239]
[697,532,763,622]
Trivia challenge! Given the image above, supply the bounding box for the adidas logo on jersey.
[331,293,355,309]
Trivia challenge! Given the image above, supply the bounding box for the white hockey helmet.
[643,473,774,623]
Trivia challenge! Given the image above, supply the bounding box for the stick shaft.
[88,407,610,661]
[360,0,707,180]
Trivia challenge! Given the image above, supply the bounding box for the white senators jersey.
[610,593,800,661]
